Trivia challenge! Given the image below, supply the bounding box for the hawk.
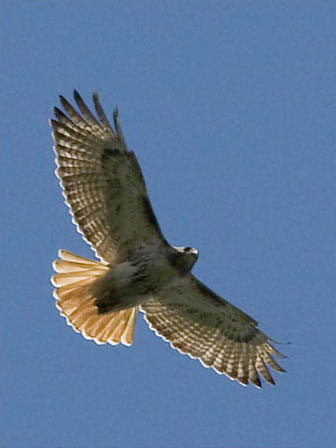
[50,91,285,388]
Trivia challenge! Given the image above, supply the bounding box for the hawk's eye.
[184,247,192,252]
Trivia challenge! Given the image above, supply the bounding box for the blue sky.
[1,1,335,447]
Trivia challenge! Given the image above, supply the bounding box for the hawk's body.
[51,91,285,388]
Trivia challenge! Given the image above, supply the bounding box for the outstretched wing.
[50,91,167,263]
[141,275,285,388]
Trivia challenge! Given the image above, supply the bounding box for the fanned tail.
[51,250,139,346]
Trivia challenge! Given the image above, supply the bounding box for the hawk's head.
[173,246,199,272]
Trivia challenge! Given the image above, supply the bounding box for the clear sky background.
[1,1,335,447]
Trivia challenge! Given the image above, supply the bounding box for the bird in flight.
[50,91,285,388]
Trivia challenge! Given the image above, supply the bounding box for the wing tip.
[73,89,80,101]
[92,90,100,106]
[59,94,68,107]
[113,107,125,143]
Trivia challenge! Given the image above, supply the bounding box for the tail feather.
[56,249,100,264]
[51,249,138,346]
